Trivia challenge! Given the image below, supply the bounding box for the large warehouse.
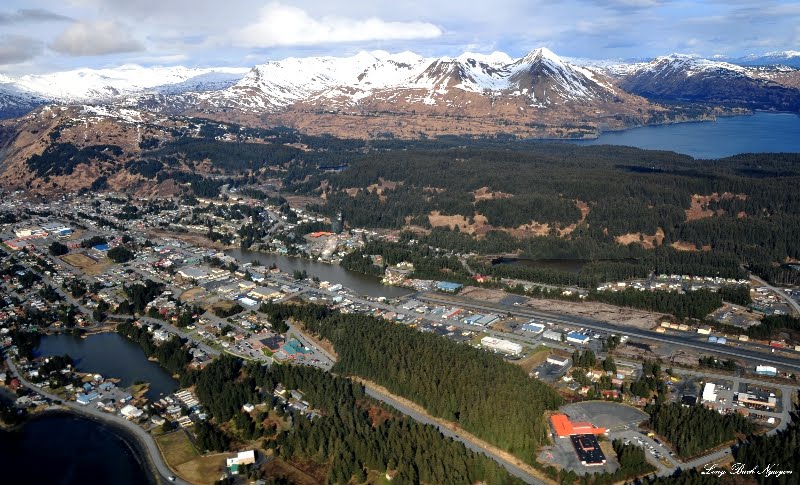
[480,336,522,355]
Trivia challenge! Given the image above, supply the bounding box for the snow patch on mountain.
[0,65,249,104]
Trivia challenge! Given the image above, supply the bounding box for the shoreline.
[2,408,162,485]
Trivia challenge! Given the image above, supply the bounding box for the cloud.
[0,35,44,65]
[234,2,442,48]
[0,8,71,24]
[587,0,663,10]
[50,20,144,56]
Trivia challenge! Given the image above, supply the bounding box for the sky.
[1,0,799,74]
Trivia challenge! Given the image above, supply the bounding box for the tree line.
[259,302,563,464]
[647,402,754,458]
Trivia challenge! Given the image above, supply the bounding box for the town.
[1,188,799,485]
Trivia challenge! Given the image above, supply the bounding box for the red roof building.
[550,413,608,438]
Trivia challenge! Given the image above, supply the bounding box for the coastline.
[3,357,186,485]
[1,408,161,485]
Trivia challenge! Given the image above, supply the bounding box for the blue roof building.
[76,391,99,405]
[566,332,590,345]
[282,339,312,356]
[436,281,463,292]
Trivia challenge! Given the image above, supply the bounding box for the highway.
[5,357,187,485]
[283,322,547,485]
[751,274,800,316]
[417,293,800,373]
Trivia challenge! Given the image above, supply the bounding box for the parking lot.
[560,401,648,432]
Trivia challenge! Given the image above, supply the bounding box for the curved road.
[751,274,800,316]
[5,357,188,485]
[284,323,546,484]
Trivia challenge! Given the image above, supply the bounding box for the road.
[417,293,800,373]
[751,274,800,316]
[5,357,188,485]
[363,385,546,485]
[281,323,546,485]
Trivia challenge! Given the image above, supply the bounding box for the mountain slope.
[0,65,249,119]
[180,47,677,139]
[618,54,800,111]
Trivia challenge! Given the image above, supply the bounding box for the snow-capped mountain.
[194,47,622,114]
[0,65,249,118]
[613,54,800,111]
[0,76,48,119]
[733,51,800,68]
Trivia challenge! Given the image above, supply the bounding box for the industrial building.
[702,382,718,403]
[480,336,522,355]
[41,222,73,236]
[547,355,571,367]
[755,365,778,376]
[542,330,563,341]
[436,281,463,293]
[735,390,777,409]
[566,332,590,345]
[571,434,607,466]
[522,322,545,334]
[474,314,500,326]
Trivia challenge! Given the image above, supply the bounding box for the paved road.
[751,274,800,316]
[363,384,546,484]
[5,357,187,485]
[418,293,800,373]
[283,321,546,484]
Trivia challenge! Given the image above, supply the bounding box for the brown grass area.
[208,300,238,315]
[508,221,552,238]
[473,186,514,201]
[685,193,747,222]
[515,347,552,374]
[614,227,664,249]
[61,253,99,268]
[460,287,512,303]
[174,454,227,485]
[427,211,489,235]
[427,198,588,240]
[671,241,698,252]
[179,287,207,303]
[354,378,556,485]
[263,458,327,485]
[61,253,112,275]
[360,399,395,426]
[686,195,717,221]
[156,431,200,469]
[460,286,666,330]
[576,200,590,223]
[283,195,324,208]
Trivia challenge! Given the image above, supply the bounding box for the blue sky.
[1,0,798,74]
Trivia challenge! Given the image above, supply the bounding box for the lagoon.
[34,332,178,401]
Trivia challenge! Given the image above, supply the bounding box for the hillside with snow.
[5,47,798,139]
[611,54,800,111]
[192,47,628,115]
[0,65,249,118]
